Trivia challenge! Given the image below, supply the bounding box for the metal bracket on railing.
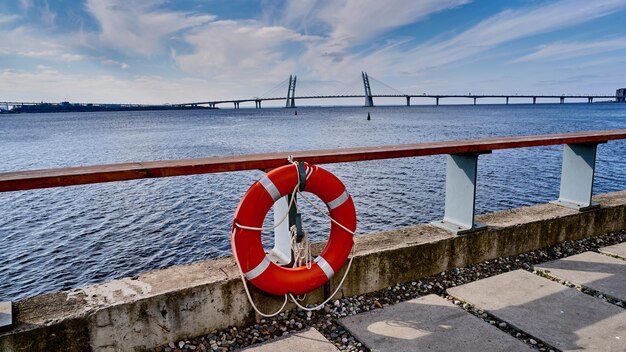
[267,194,297,265]
[431,152,490,235]
[550,142,603,211]
[0,301,12,331]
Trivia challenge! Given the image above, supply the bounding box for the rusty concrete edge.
[1,190,625,351]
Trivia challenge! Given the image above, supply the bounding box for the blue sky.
[1,0,626,104]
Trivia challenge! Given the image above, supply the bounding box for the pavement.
[238,242,626,351]
[240,328,339,351]
[340,294,531,352]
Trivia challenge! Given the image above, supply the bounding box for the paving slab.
[239,328,338,352]
[339,294,532,352]
[0,301,11,331]
[447,270,626,352]
[536,251,626,301]
[600,242,626,260]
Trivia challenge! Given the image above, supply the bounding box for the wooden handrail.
[1,129,625,193]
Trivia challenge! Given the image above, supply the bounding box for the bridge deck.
[182,94,617,106]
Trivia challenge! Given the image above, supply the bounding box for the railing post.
[267,195,294,265]
[431,152,489,234]
[0,301,11,331]
[550,143,602,210]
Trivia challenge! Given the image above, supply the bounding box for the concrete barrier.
[1,190,625,351]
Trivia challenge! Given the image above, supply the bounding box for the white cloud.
[515,38,626,62]
[85,0,215,56]
[19,0,32,12]
[0,27,87,62]
[285,0,626,87]
[264,0,470,82]
[101,59,129,69]
[315,0,471,49]
[0,68,215,104]
[563,56,626,69]
[400,0,626,71]
[40,0,56,26]
[0,14,21,25]
[174,20,318,83]
[2,0,625,103]
[280,0,320,30]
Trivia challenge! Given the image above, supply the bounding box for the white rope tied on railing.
[231,157,356,317]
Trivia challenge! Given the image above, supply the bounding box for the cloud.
[284,0,626,86]
[0,68,215,104]
[19,0,32,12]
[280,0,320,30]
[101,59,129,69]
[40,0,56,26]
[562,56,626,69]
[174,20,318,83]
[85,0,215,56]
[0,14,21,25]
[399,0,626,71]
[515,38,626,62]
[266,0,470,82]
[277,0,470,51]
[2,0,625,103]
[0,27,87,62]
[315,0,471,49]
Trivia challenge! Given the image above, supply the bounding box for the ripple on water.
[0,105,625,301]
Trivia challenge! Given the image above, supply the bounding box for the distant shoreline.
[0,104,217,114]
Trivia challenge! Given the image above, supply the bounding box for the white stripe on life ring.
[244,256,271,280]
[259,176,281,202]
[314,256,335,279]
[327,190,350,210]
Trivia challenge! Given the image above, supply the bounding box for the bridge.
[180,72,625,109]
[2,76,624,111]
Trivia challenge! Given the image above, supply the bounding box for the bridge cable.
[258,77,291,99]
[367,75,407,96]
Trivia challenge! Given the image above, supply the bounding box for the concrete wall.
[1,191,625,352]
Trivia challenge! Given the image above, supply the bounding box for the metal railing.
[2,129,626,329]
[1,129,625,232]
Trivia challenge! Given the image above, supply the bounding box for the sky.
[1,0,626,105]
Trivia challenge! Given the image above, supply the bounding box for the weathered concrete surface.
[0,258,307,352]
[536,251,626,301]
[448,270,626,351]
[336,190,626,298]
[0,302,11,331]
[1,190,625,351]
[600,242,626,259]
[239,328,338,352]
[340,294,531,352]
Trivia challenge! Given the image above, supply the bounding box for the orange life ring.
[231,163,356,296]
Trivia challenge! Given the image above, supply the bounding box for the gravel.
[150,230,625,352]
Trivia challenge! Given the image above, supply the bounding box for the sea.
[1,103,625,301]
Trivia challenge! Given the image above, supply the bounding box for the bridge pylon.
[286,75,297,108]
[362,72,374,107]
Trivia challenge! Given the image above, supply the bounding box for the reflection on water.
[0,104,625,300]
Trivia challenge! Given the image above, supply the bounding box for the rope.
[287,190,356,312]
[231,157,356,316]
[230,227,289,317]
[291,226,312,269]
[289,252,354,311]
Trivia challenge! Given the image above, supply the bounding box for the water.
[1,104,625,301]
